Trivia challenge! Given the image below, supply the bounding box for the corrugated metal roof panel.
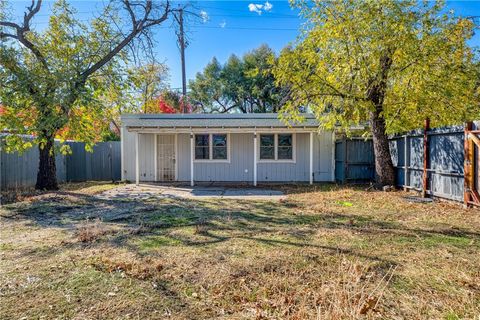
[121,113,320,128]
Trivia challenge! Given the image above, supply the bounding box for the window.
[195,134,209,160]
[194,134,229,161]
[212,134,227,160]
[260,134,275,160]
[277,134,293,160]
[259,133,295,161]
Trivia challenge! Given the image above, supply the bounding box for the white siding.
[123,132,155,182]
[122,130,334,183]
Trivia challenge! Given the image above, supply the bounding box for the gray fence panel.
[91,143,112,181]
[66,141,121,182]
[390,124,475,202]
[335,138,374,182]
[66,142,87,182]
[111,142,122,181]
[334,141,345,182]
[407,135,424,190]
[55,147,67,183]
[1,138,66,190]
[389,137,405,186]
[346,139,374,181]
[1,136,120,190]
[427,128,464,201]
[335,121,479,204]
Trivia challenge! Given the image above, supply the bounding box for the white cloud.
[263,1,273,12]
[219,20,227,28]
[248,3,264,15]
[200,10,209,23]
[248,2,273,15]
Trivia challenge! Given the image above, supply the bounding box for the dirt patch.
[0,183,479,319]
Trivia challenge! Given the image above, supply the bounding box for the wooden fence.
[336,121,479,207]
[335,138,375,183]
[0,137,121,190]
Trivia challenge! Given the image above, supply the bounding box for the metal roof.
[121,113,320,128]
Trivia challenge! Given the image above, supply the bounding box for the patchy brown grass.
[0,183,479,319]
[76,219,117,243]
[0,181,121,204]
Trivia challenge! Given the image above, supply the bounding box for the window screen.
[212,134,227,160]
[260,134,275,159]
[277,134,293,160]
[195,134,209,160]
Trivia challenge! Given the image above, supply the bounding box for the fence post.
[344,137,348,183]
[404,135,408,191]
[422,118,430,198]
[464,122,473,207]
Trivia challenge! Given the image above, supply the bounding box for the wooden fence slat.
[422,118,430,198]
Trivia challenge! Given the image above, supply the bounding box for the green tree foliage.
[189,44,289,113]
[0,0,176,189]
[127,62,169,113]
[275,0,479,185]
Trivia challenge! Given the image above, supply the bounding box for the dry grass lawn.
[0,183,479,319]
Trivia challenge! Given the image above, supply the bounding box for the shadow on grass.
[2,188,479,266]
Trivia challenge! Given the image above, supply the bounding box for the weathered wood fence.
[0,137,121,190]
[335,138,375,182]
[389,122,465,202]
[336,121,480,206]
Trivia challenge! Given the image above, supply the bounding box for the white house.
[120,113,335,186]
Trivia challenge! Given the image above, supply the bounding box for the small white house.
[120,113,335,186]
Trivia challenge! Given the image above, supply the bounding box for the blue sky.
[6,1,480,89]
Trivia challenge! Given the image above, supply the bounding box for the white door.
[156,135,176,181]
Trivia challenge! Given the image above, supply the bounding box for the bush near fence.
[335,121,479,204]
[0,136,120,190]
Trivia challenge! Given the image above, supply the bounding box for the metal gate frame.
[155,134,177,182]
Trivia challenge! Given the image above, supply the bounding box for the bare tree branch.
[0,0,49,71]
[79,0,172,81]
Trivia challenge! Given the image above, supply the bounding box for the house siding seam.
[122,131,334,183]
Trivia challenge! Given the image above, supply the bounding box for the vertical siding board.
[177,133,190,181]
[163,132,333,183]
[257,133,332,182]
[193,133,254,182]
[139,134,155,181]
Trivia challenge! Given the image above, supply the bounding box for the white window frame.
[194,133,231,163]
[258,133,296,163]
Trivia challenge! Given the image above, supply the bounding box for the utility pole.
[177,8,187,113]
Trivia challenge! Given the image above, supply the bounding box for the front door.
[156,135,175,181]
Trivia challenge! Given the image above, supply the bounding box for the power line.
[192,25,298,31]
[26,19,299,31]
[30,11,300,19]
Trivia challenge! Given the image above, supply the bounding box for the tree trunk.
[366,52,396,187]
[35,135,59,190]
[370,108,395,186]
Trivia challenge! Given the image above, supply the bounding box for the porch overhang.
[125,126,320,134]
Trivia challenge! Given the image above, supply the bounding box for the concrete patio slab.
[97,184,286,201]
